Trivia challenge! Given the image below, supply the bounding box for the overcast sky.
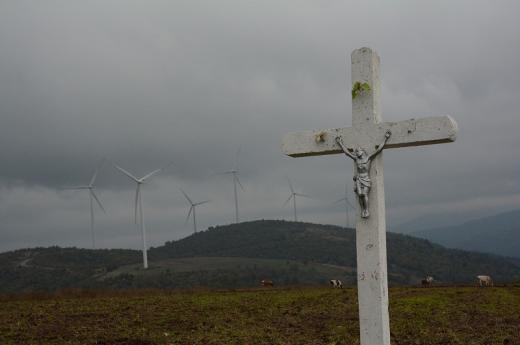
[1,1,519,252]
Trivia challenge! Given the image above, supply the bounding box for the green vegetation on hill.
[0,220,519,292]
[153,220,520,284]
[0,247,140,292]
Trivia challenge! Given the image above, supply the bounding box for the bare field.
[0,286,519,345]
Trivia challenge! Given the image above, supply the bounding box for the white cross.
[281,47,457,345]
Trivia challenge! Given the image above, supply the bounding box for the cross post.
[281,47,457,345]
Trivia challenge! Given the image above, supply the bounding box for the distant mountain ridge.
[0,220,519,293]
[412,209,520,258]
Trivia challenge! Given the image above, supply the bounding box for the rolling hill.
[1,220,519,293]
[412,209,520,258]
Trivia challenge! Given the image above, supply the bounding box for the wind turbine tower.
[220,148,243,223]
[333,183,354,228]
[114,163,169,269]
[67,162,106,249]
[284,178,310,222]
[180,188,210,233]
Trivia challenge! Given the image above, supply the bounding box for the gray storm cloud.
[0,0,519,251]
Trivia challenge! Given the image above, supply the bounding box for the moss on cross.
[351,81,371,99]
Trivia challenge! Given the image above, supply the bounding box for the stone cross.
[281,47,457,345]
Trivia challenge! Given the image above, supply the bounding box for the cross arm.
[282,115,457,157]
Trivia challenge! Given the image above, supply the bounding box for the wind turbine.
[219,148,244,223]
[283,177,311,222]
[66,162,106,249]
[113,162,170,269]
[333,183,355,228]
[180,188,210,234]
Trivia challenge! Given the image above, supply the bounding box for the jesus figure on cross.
[335,130,391,218]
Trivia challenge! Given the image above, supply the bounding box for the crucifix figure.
[336,130,391,218]
[281,47,457,345]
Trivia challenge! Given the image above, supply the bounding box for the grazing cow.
[329,279,343,288]
[260,279,274,287]
[477,275,493,287]
[421,276,434,287]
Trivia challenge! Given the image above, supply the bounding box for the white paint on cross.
[281,47,457,345]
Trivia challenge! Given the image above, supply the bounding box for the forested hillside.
[1,220,519,292]
[152,220,520,283]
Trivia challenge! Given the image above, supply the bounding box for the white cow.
[329,279,343,288]
[477,275,493,287]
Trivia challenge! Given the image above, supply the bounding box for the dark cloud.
[1,1,519,252]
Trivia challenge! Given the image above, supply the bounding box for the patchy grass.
[102,257,353,280]
[0,286,519,344]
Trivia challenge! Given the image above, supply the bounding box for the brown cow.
[261,279,274,287]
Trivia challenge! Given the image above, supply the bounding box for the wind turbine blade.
[235,146,242,171]
[195,200,210,206]
[209,170,232,178]
[62,186,89,190]
[141,161,175,182]
[295,193,312,199]
[140,168,163,182]
[89,169,99,187]
[235,175,244,191]
[185,206,193,225]
[161,161,175,170]
[134,184,141,224]
[114,164,139,182]
[283,194,293,207]
[90,190,106,214]
[179,188,193,205]
[89,159,106,186]
[287,177,294,194]
[333,197,346,205]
